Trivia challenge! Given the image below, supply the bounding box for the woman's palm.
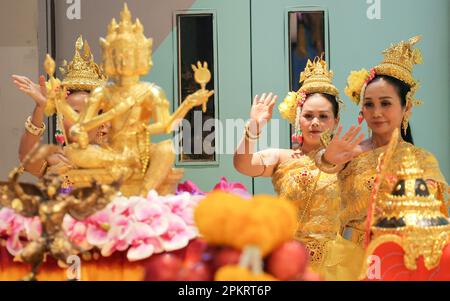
[325,125,365,165]
[250,93,278,126]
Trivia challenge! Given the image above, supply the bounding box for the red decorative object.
[363,242,450,281]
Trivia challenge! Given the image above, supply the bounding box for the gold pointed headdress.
[299,56,339,97]
[100,3,153,76]
[345,36,423,107]
[60,35,107,91]
[374,35,423,88]
[279,56,340,124]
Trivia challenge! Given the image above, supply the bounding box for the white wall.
[0,0,40,182]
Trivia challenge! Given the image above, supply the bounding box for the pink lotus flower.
[212,176,251,199]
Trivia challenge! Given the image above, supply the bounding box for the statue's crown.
[100,3,152,51]
[100,3,153,76]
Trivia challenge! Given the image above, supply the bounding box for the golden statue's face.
[111,46,136,76]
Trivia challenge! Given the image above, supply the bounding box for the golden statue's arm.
[143,87,214,135]
[76,89,106,129]
[57,99,79,123]
[165,89,214,133]
[138,85,172,135]
[43,55,79,123]
[145,62,214,135]
[78,85,154,133]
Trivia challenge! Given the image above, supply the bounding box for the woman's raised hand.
[249,92,278,133]
[12,75,47,108]
[323,125,365,165]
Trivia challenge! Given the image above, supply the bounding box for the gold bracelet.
[245,121,261,141]
[25,116,46,137]
[314,148,343,174]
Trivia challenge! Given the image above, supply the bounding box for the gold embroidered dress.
[272,152,340,275]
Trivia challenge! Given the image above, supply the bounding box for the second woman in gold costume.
[234,57,342,278]
[316,36,448,280]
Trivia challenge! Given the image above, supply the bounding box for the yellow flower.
[344,69,369,105]
[194,192,297,256]
[278,92,297,124]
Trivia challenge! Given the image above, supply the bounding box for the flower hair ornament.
[291,90,307,147]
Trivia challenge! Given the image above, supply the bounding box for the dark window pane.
[177,14,215,162]
[288,11,325,148]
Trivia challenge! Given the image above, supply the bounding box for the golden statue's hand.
[70,124,89,149]
[191,61,211,90]
[184,89,214,110]
[191,61,212,112]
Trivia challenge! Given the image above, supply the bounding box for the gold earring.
[402,115,409,136]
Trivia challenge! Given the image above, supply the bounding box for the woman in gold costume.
[233,56,342,278]
[315,36,448,280]
[12,36,107,178]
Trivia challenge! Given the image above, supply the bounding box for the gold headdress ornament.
[345,35,423,107]
[279,56,340,125]
[100,3,153,77]
[60,35,107,91]
[299,56,339,97]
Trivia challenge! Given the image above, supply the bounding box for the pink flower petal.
[127,242,156,261]
[24,217,42,240]
[176,180,205,195]
[6,235,23,256]
[133,203,169,236]
[160,215,192,252]
[86,225,109,246]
